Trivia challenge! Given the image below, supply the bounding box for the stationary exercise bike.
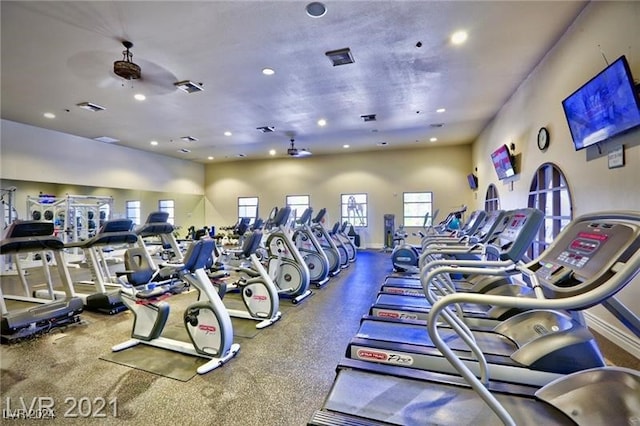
[210,230,282,329]
[113,238,240,374]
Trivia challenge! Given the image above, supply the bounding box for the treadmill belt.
[377,293,430,309]
[356,320,516,356]
[324,368,571,425]
[385,276,419,286]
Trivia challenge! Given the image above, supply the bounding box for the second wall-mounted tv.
[467,173,478,190]
[490,144,516,180]
[562,55,640,150]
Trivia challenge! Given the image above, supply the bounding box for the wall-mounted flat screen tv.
[467,173,478,190]
[490,144,516,180]
[562,55,640,150]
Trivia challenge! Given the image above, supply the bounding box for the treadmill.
[1,221,84,342]
[35,219,138,314]
[384,209,507,296]
[310,211,640,425]
[372,208,544,324]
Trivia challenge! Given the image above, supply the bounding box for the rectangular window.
[125,200,141,226]
[341,193,367,227]
[403,192,433,227]
[158,199,175,225]
[238,197,258,225]
[286,195,310,219]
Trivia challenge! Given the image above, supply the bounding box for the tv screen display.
[467,173,478,190]
[490,144,515,180]
[562,55,640,150]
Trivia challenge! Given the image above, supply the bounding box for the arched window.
[484,184,500,211]
[527,163,573,259]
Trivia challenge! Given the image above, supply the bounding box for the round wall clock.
[537,127,550,151]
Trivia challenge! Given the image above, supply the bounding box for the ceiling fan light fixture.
[174,80,204,93]
[113,41,141,80]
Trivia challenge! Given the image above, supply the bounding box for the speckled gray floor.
[1,250,637,425]
[1,250,384,425]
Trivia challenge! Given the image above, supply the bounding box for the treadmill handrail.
[426,221,640,425]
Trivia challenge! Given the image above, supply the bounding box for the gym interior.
[1,1,639,425]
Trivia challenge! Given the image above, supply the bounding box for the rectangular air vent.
[77,102,105,112]
[180,136,198,142]
[256,126,275,133]
[178,148,191,153]
[174,80,204,94]
[93,136,119,143]
[361,114,376,122]
[326,48,354,66]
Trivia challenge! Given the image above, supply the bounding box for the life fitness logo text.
[198,324,217,334]
[356,349,414,366]
[253,295,267,301]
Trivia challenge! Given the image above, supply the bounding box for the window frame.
[238,196,259,225]
[527,162,573,259]
[158,199,175,225]
[402,191,433,227]
[341,193,368,228]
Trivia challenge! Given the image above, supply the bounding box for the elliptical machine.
[293,208,330,287]
[263,206,313,304]
[310,208,343,276]
[113,238,240,374]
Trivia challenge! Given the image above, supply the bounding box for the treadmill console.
[486,208,544,262]
[530,220,637,297]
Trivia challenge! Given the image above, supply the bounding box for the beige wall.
[471,1,640,353]
[1,119,206,230]
[1,119,205,195]
[204,144,474,248]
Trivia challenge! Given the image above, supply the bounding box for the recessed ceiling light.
[134,93,146,101]
[306,2,327,18]
[451,30,468,45]
[150,140,158,146]
[436,108,446,113]
[430,137,438,142]
[224,131,232,136]
[44,112,55,119]
[343,144,350,149]
[207,156,214,160]
[269,149,276,156]
[262,68,275,76]
[317,119,327,127]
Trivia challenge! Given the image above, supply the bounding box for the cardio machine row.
[0,205,357,375]
[310,207,640,426]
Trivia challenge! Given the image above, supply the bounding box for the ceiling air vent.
[361,114,376,122]
[257,126,276,133]
[175,80,204,94]
[430,123,445,128]
[178,148,191,153]
[180,136,198,142]
[77,102,105,112]
[94,136,119,143]
[325,48,354,66]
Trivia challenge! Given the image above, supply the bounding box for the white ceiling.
[1,1,587,164]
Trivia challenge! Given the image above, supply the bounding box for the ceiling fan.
[287,138,312,158]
